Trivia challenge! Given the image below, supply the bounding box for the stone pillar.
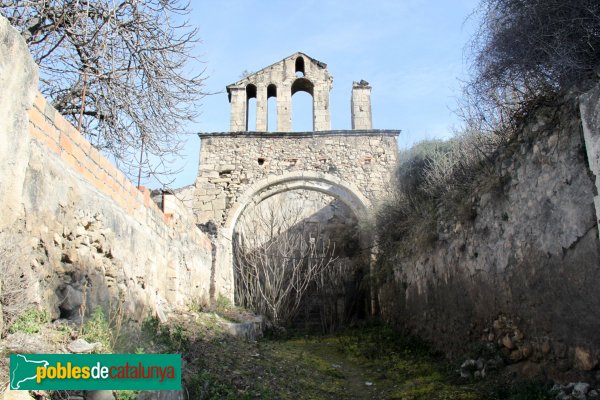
[351,81,372,130]
[255,84,267,132]
[580,83,600,238]
[277,84,292,132]
[313,86,331,131]
[229,86,246,132]
[0,16,38,230]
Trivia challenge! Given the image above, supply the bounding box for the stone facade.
[193,131,398,226]
[227,52,333,132]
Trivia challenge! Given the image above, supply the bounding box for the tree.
[233,196,339,328]
[464,0,600,131]
[0,0,207,185]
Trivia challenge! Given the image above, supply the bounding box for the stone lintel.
[197,129,400,139]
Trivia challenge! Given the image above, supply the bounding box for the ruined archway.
[199,52,399,307]
[212,171,373,304]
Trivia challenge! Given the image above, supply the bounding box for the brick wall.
[27,93,165,220]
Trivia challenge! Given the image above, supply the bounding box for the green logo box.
[10,353,181,391]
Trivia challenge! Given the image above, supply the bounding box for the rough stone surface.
[137,391,183,400]
[194,131,398,226]
[378,98,600,374]
[1,385,35,400]
[580,84,600,238]
[67,339,101,354]
[351,81,372,130]
[575,347,598,371]
[2,332,60,354]
[0,16,38,230]
[227,52,333,132]
[0,14,215,323]
[84,391,115,400]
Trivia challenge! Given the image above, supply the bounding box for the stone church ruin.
[192,52,399,326]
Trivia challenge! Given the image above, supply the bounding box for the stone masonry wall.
[351,82,372,130]
[193,131,399,225]
[227,52,333,132]
[0,16,214,323]
[580,84,600,237]
[378,98,600,378]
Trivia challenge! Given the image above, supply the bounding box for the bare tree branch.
[1,0,208,184]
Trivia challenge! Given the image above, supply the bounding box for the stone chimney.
[351,80,372,130]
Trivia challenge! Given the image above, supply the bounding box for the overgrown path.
[250,335,482,399]
[176,317,486,399]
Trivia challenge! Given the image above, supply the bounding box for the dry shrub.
[376,130,502,252]
[464,0,600,134]
[0,233,34,336]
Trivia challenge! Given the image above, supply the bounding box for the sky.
[151,0,482,188]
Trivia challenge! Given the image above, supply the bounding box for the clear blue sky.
[151,0,481,188]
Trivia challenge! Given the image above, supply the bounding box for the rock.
[476,358,485,370]
[5,332,55,354]
[572,382,590,399]
[589,389,599,398]
[521,344,532,359]
[67,338,102,354]
[502,334,515,349]
[509,349,523,362]
[460,359,478,378]
[513,330,524,342]
[2,385,35,399]
[59,284,83,312]
[85,390,115,400]
[541,340,551,354]
[575,347,598,371]
[137,391,183,400]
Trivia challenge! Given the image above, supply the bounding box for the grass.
[8,307,49,334]
[1,306,556,399]
[81,306,112,352]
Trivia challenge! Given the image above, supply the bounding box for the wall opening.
[267,84,277,132]
[291,78,314,132]
[246,84,257,131]
[295,56,305,77]
[232,188,369,332]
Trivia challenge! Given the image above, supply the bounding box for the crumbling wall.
[0,15,213,323]
[378,97,600,377]
[194,131,398,225]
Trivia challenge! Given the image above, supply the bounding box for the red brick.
[54,113,72,133]
[28,125,45,142]
[71,144,87,164]
[59,132,74,153]
[28,108,48,130]
[33,93,46,111]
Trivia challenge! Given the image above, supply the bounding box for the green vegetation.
[116,390,140,400]
[81,306,112,352]
[8,307,49,334]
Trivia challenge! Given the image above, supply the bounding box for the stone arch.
[267,84,277,131]
[295,56,305,77]
[245,84,257,131]
[225,171,371,230]
[214,171,373,301]
[291,77,314,131]
[291,77,314,96]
